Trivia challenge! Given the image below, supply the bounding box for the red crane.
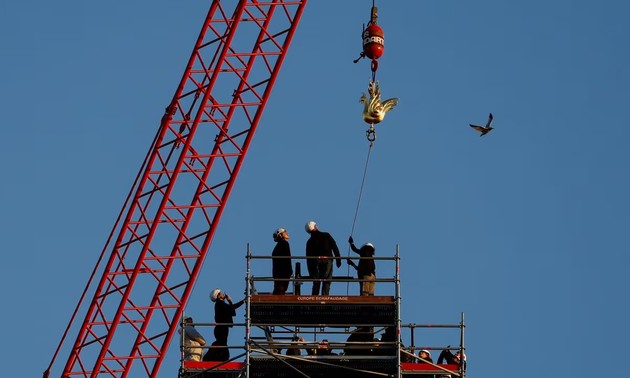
[45,1,307,377]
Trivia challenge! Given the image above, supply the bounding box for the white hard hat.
[210,288,221,302]
[363,242,375,250]
[454,351,467,361]
[273,228,287,239]
[419,349,431,357]
[305,221,317,233]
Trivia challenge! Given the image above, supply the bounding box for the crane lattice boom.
[56,1,307,377]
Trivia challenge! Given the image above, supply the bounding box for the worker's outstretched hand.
[348,236,354,244]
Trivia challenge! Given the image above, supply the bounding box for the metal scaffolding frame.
[178,244,466,378]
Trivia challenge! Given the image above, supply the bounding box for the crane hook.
[366,124,376,143]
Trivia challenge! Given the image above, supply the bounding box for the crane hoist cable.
[347,0,401,293]
[349,142,373,237]
[345,142,374,294]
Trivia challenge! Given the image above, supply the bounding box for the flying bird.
[469,113,494,136]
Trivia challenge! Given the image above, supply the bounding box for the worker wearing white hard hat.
[304,220,342,295]
[347,235,376,295]
[437,348,467,370]
[210,288,221,302]
[418,349,433,363]
[272,227,293,295]
[454,351,467,362]
[209,288,244,361]
[305,221,317,233]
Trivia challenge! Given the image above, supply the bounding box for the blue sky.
[2,1,629,377]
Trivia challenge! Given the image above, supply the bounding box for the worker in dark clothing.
[347,236,376,295]
[437,348,466,370]
[414,349,434,378]
[373,326,397,356]
[305,220,341,295]
[203,340,229,362]
[307,339,337,356]
[344,326,374,355]
[272,227,293,295]
[209,288,244,360]
[285,335,305,356]
[418,349,433,363]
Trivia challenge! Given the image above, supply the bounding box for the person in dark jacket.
[305,221,341,295]
[307,339,337,356]
[418,349,433,363]
[437,348,466,370]
[347,236,376,295]
[202,340,229,362]
[373,326,397,356]
[272,227,293,295]
[209,288,244,360]
[285,335,305,356]
[344,326,374,355]
[414,349,434,378]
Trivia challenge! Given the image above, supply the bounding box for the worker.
[414,349,434,378]
[373,326,413,361]
[347,236,376,295]
[271,227,293,295]
[344,326,374,355]
[437,347,466,369]
[307,339,337,356]
[373,326,396,356]
[202,340,229,362]
[418,349,433,363]
[210,288,244,360]
[285,335,305,356]
[179,316,206,362]
[305,220,342,295]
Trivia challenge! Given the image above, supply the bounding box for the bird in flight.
[469,113,494,136]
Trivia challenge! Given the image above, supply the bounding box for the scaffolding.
[179,245,467,378]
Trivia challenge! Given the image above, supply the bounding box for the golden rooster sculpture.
[360,81,399,124]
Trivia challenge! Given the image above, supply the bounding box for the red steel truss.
[58,1,307,377]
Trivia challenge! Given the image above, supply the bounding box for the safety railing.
[246,253,400,297]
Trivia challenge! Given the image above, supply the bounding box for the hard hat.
[184,315,193,321]
[363,242,375,250]
[305,221,317,233]
[454,351,467,361]
[210,288,221,302]
[273,228,286,239]
[419,349,431,357]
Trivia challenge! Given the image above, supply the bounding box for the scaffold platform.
[250,294,396,326]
